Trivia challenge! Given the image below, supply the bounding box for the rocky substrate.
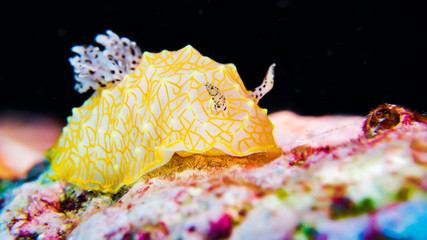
[0,104,426,239]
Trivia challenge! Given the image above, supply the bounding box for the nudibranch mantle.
[47,31,278,192]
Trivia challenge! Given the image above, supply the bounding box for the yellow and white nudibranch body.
[47,30,279,192]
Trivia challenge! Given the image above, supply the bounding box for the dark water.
[1,0,425,119]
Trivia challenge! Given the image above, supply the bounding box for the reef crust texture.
[0,104,426,239]
[0,30,426,240]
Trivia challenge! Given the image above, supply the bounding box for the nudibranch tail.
[248,63,275,101]
[69,30,142,93]
[205,82,227,113]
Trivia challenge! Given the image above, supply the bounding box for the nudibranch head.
[47,31,279,192]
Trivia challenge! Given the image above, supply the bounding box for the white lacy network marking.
[69,30,142,93]
[248,63,275,101]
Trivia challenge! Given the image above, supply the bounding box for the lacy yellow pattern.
[47,45,277,192]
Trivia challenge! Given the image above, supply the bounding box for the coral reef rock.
[1,105,426,239]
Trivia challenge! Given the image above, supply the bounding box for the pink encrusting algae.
[1,104,425,239]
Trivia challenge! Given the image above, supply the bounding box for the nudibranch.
[46,30,280,192]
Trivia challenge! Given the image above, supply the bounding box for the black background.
[0,0,425,123]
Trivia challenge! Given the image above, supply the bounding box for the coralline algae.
[1,104,426,239]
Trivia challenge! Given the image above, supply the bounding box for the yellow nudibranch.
[46,30,279,192]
